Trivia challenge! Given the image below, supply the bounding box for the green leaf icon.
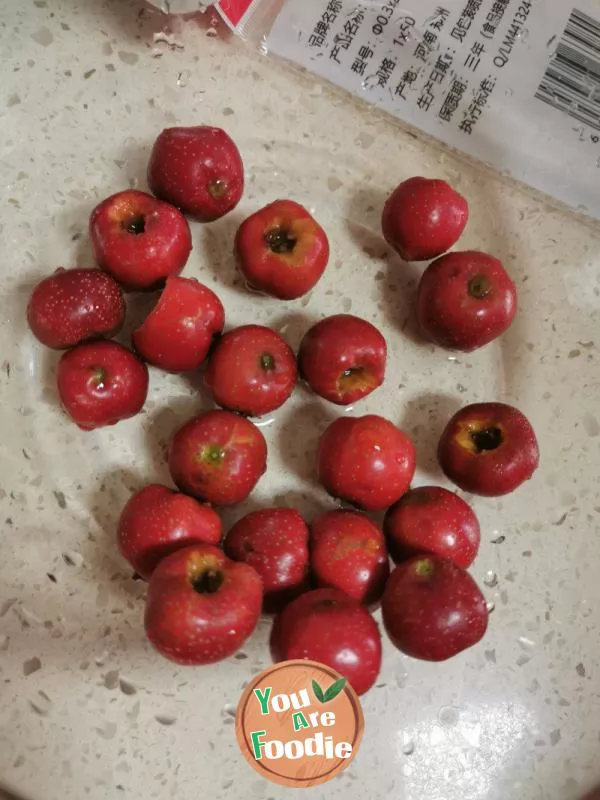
[323,677,347,703]
[312,679,325,703]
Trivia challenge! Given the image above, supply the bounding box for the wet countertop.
[1,2,600,799]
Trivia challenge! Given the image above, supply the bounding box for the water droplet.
[152,30,184,51]
[395,667,408,688]
[361,75,377,92]
[222,703,237,718]
[206,26,218,38]
[402,738,415,756]
[438,706,459,727]
[193,90,206,103]
[254,417,276,429]
[518,636,536,649]
[258,35,268,56]
[486,600,496,614]
[177,69,191,88]
[244,280,270,297]
[516,27,529,41]
[484,570,498,588]
[94,649,110,666]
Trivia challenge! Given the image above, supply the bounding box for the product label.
[267,0,600,219]
[235,660,364,787]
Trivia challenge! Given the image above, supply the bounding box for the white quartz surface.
[1,2,600,799]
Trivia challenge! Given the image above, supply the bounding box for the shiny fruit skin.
[132,277,224,373]
[147,126,244,222]
[89,190,192,291]
[317,415,416,512]
[382,177,468,261]
[382,555,488,661]
[235,199,329,300]
[310,510,390,605]
[438,402,539,497]
[224,507,309,613]
[270,588,382,695]
[145,544,262,665]
[205,325,297,416]
[417,251,517,351]
[117,484,222,580]
[57,340,148,430]
[298,314,387,406]
[27,268,125,349]
[168,410,267,506]
[384,486,480,568]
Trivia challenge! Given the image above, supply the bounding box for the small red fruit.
[384,486,480,569]
[382,176,468,261]
[270,588,382,695]
[147,126,244,222]
[205,325,297,416]
[310,510,390,605]
[298,314,387,406]
[168,410,267,506]
[438,402,539,497]
[57,340,148,430]
[89,190,192,291]
[417,251,517,351]
[27,268,125,349]
[117,484,222,580]
[145,544,262,665]
[382,555,488,661]
[132,277,224,373]
[317,415,416,512]
[224,508,309,613]
[235,200,329,300]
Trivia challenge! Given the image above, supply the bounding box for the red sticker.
[217,0,252,27]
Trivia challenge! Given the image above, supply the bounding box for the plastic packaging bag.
[150,0,600,221]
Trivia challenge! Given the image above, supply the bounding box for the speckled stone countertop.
[1,2,600,800]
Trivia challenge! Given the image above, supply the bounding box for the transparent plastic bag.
[149,0,600,221]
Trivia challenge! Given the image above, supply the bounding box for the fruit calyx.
[122,215,146,235]
[471,426,503,453]
[208,179,228,199]
[468,274,492,299]
[199,445,226,466]
[265,227,296,255]
[191,568,224,595]
[337,366,377,395]
[414,558,436,578]
[260,353,275,371]
[89,367,107,390]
